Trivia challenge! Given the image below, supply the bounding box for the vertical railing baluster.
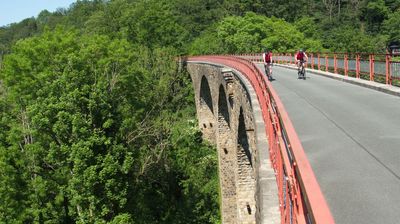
[334,54,337,74]
[356,54,360,79]
[311,54,314,70]
[370,54,374,81]
[318,54,321,71]
[345,54,348,77]
[386,54,391,85]
[325,54,329,72]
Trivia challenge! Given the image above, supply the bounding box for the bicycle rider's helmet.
[299,49,303,53]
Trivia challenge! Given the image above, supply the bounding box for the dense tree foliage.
[1,0,399,54]
[190,13,325,54]
[1,0,399,223]
[0,27,220,223]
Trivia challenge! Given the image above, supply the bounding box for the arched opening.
[236,107,256,222]
[238,107,252,167]
[216,84,237,222]
[198,76,215,142]
[200,76,213,113]
[218,85,230,128]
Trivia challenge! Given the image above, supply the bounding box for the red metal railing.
[241,52,400,86]
[187,55,334,224]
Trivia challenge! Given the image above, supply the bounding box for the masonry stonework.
[187,64,258,224]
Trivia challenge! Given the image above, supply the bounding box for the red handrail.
[243,52,396,85]
[187,55,334,224]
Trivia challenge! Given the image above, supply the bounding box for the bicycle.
[264,63,273,81]
[297,60,306,80]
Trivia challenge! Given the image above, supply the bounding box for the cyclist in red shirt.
[295,49,308,72]
[263,49,273,80]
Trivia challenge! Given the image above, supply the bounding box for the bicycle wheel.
[265,65,271,80]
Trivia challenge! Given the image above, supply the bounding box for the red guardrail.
[241,52,400,87]
[187,55,334,224]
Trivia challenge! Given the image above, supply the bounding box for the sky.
[0,0,77,27]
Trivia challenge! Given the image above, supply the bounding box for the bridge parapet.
[185,56,334,224]
[241,52,400,87]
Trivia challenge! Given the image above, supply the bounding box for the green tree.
[322,25,387,52]
[190,12,325,54]
[36,10,66,31]
[294,16,322,40]
[384,0,400,11]
[0,26,220,223]
[124,0,189,50]
[189,26,225,55]
[361,0,390,33]
[383,11,400,42]
[172,0,225,37]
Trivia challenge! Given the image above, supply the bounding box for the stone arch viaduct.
[187,62,279,224]
[184,56,334,224]
[184,52,400,224]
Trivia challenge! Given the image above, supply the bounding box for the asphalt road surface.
[261,65,400,224]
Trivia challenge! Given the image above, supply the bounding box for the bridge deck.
[263,65,400,224]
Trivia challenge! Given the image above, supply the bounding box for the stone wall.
[187,63,258,224]
[186,62,280,224]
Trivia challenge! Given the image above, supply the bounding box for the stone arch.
[238,107,252,168]
[198,75,216,142]
[186,62,279,224]
[218,84,230,128]
[200,76,213,113]
[236,107,256,223]
[216,84,237,223]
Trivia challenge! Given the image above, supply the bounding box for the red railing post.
[344,54,348,76]
[356,54,360,79]
[370,54,374,81]
[386,54,391,85]
[311,54,314,69]
[334,54,338,74]
[325,55,329,72]
[318,54,321,70]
